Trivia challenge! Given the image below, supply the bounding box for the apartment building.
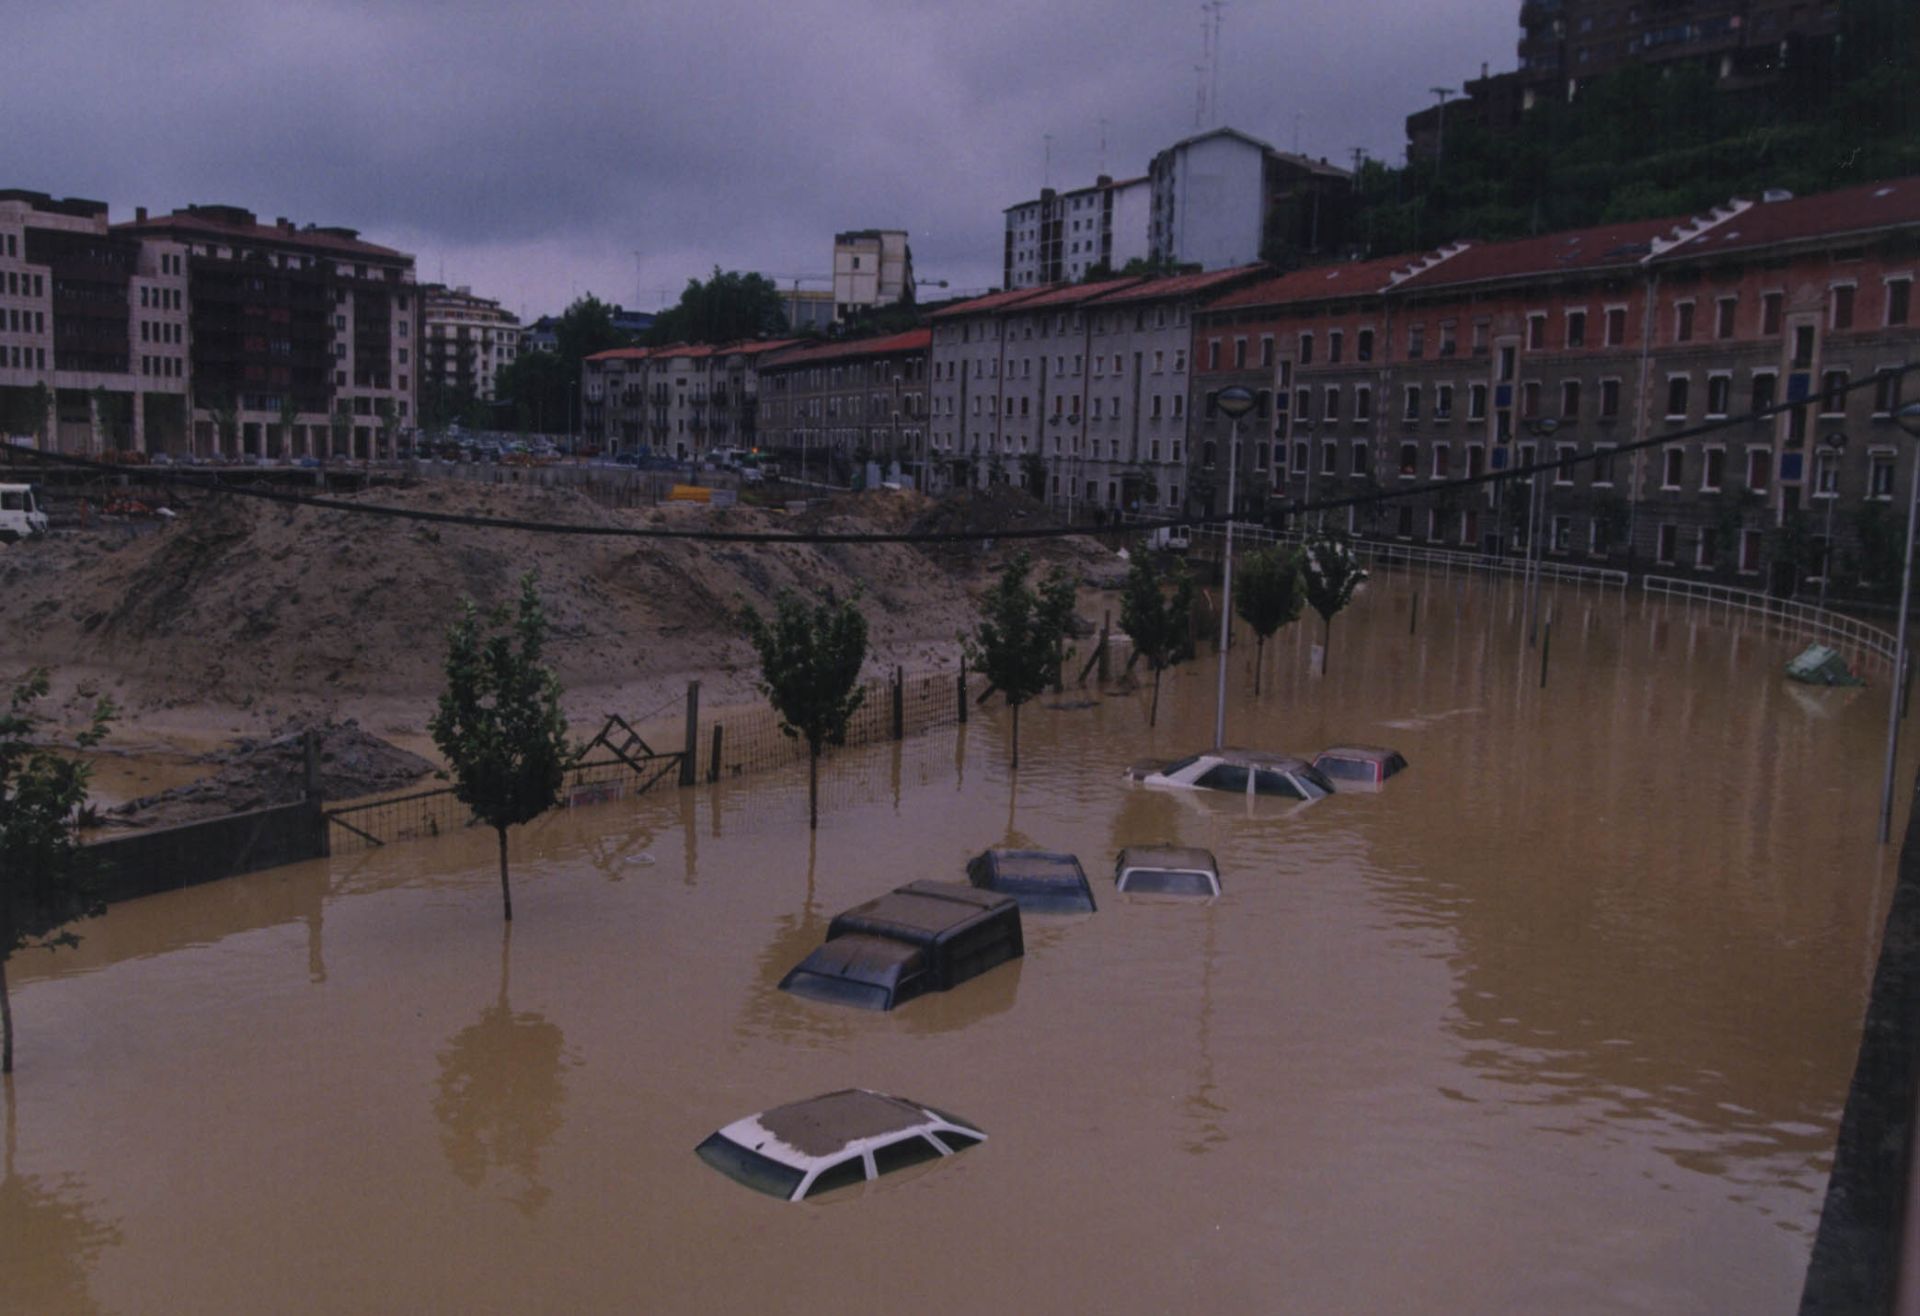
[1148,127,1352,270]
[0,190,190,453]
[832,230,914,320]
[420,284,521,406]
[756,328,930,483]
[927,267,1261,511]
[581,338,795,458]
[1189,175,1920,588]
[117,203,418,459]
[1518,0,1840,92]
[1002,175,1150,289]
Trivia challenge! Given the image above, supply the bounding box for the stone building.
[757,328,930,484]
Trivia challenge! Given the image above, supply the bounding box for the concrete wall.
[86,799,327,905]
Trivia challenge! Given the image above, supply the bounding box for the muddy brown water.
[1,573,1905,1314]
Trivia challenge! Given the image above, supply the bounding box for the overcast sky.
[13,0,1516,321]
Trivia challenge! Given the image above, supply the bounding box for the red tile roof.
[928,287,1055,319]
[763,327,931,368]
[1204,254,1423,312]
[1656,176,1920,260]
[585,346,653,362]
[1002,278,1148,311]
[1392,217,1690,292]
[115,209,411,261]
[1088,264,1266,305]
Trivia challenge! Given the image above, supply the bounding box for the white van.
[0,484,48,543]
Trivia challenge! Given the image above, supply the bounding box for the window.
[1321,442,1338,474]
[1432,443,1450,478]
[1357,329,1374,362]
[1792,325,1816,369]
[1527,313,1546,350]
[1355,387,1372,421]
[1600,378,1621,419]
[1294,388,1311,420]
[1889,278,1913,327]
[1746,448,1771,492]
[1467,384,1487,420]
[1751,371,1777,415]
[1871,453,1895,499]
[1294,442,1308,473]
[1435,384,1454,420]
[1875,368,1901,416]
[1656,523,1678,565]
[1665,376,1689,419]
[1702,447,1724,492]
[806,1157,868,1198]
[1814,447,1839,496]
[1566,310,1586,348]
[1498,344,1517,382]
[1298,332,1314,365]
[1820,370,1849,416]
[1593,445,1616,486]
[1561,380,1581,418]
[1259,335,1274,368]
[1398,442,1418,477]
[1407,324,1425,358]
[1832,284,1855,331]
[1762,292,1783,335]
[1324,387,1341,420]
[1329,330,1344,364]
[1604,307,1626,346]
[1207,340,1220,369]
[1404,386,1421,421]
[1674,301,1694,342]
[1713,297,1735,340]
[1352,441,1369,475]
[1555,443,1577,485]
[1662,448,1684,489]
[1233,337,1247,368]
[1706,375,1730,417]
[1439,321,1458,356]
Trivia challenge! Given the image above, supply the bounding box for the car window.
[1122,869,1214,896]
[873,1135,945,1176]
[1317,757,1374,781]
[1299,767,1335,798]
[804,1156,868,1199]
[932,1129,982,1152]
[1196,763,1249,793]
[1159,754,1202,778]
[1253,769,1302,798]
[782,972,891,1011]
[1,492,20,511]
[695,1134,806,1200]
[1384,753,1408,777]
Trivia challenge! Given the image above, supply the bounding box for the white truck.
[0,484,48,543]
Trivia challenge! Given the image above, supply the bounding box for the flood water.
[2,572,1906,1314]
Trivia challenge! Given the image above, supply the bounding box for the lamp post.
[1525,417,1559,645]
[1819,430,1846,608]
[1877,400,1920,843]
[1214,386,1256,750]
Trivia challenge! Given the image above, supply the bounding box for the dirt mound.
[108,719,435,829]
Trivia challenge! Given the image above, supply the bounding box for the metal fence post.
[680,680,699,787]
[708,723,723,783]
[892,666,905,740]
[957,659,968,724]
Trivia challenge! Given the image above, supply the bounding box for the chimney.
[135,206,147,221]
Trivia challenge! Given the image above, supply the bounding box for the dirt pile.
[0,478,1114,734]
[107,719,435,829]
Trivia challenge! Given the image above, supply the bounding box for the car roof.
[791,932,922,978]
[973,849,1086,884]
[1116,845,1219,873]
[834,881,1013,939]
[1316,744,1401,762]
[717,1089,954,1168]
[1202,748,1318,772]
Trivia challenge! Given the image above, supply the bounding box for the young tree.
[1119,543,1197,728]
[277,395,302,460]
[26,382,52,448]
[1,670,114,1074]
[963,552,1077,770]
[328,406,352,460]
[1234,546,1306,695]
[646,270,788,346]
[209,396,240,461]
[1302,534,1368,675]
[738,589,869,829]
[429,574,572,922]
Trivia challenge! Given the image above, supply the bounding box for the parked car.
[1310,745,1409,792]
[780,880,1023,1011]
[1114,845,1222,898]
[965,848,1096,914]
[696,1089,986,1202]
[1125,749,1335,802]
[0,483,49,542]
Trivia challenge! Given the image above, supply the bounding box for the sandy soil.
[0,477,1115,765]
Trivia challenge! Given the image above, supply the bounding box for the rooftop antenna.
[1205,0,1226,126]
[1043,133,1054,188]
[1098,117,1109,175]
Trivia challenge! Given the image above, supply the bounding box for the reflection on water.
[432,932,571,1217]
[0,1084,120,1315]
[2,572,1906,1313]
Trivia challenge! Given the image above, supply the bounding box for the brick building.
[757,328,930,484]
[581,338,795,459]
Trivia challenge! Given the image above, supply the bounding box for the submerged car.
[1114,845,1221,898]
[1126,749,1335,802]
[1310,745,1409,791]
[779,880,1024,1011]
[696,1089,986,1202]
[965,848,1097,914]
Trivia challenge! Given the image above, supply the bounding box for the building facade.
[420,284,521,408]
[756,328,930,483]
[833,230,913,321]
[1148,128,1352,271]
[581,338,795,459]
[1002,175,1151,289]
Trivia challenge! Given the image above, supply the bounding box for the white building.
[1002,175,1151,289]
[421,284,521,403]
[832,229,913,320]
[1148,127,1351,270]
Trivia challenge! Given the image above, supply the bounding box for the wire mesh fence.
[695,666,983,782]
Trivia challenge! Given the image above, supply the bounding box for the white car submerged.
[695,1089,986,1202]
[1126,748,1335,802]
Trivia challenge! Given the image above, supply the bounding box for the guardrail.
[1177,521,1630,591]
[1641,576,1899,665]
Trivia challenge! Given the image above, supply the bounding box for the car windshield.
[1299,766,1335,798]
[781,972,891,1011]
[1196,763,1250,792]
[1316,757,1376,781]
[1158,754,1203,778]
[695,1133,806,1200]
[1253,769,1302,798]
[1121,869,1214,896]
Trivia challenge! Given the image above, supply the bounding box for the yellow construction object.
[667,484,712,503]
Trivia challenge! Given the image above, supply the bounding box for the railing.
[1641,575,1899,666]
[1174,519,1630,591]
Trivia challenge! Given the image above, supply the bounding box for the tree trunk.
[1011,700,1021,771]
[497,826,514,923]
[0,956,12,1076]
[808,747,820,830]
[1321,617,1331,675]
[1149,668,1162,728]
[1255,634,1266,696]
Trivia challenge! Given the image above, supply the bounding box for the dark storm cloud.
[12,0,1513,315]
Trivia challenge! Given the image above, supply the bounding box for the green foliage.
[1019,451,1048,496]
[738,588,869,827]
[496,295,634,437]
[1,669,114,1073]
[1591,491,1631,550]
[963,552,1077,768]
[646,269,788,346]
[1234,546,1305,641]
[429,574,572,919]
[1303,534,1368,673]
[1844,501,1905,601]
[328,406,352,454]
[1120,544,1196,726]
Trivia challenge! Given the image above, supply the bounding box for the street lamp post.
[1525,417,1559,645]
[1214,386,1256,750]
[1819,430,1846,608]
[1877,401,1920,843]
